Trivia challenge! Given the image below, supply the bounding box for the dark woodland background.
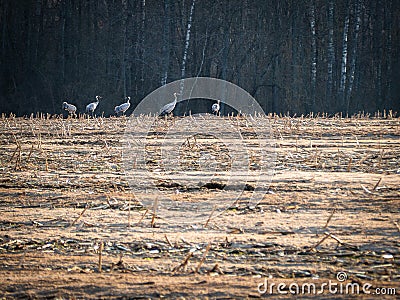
[0,0,399,116]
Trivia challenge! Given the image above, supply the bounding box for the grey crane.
[114,96,131,116]
[86,95,101,117]
[212,99,220,115]
[159,92,179,116]
[62,101,77,117]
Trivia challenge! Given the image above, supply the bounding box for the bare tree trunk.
[326,0,335,110]
[60,0,66,83]
[346,0,362,112]
[161,0,170,86]
[121,0,128,97]
[104,0,111,80]
[75,1,81,80]
[221,30,229,81]
[309,0,317,112]
[385,0,393,102]
[141,0,146,85]
[290,0,299,110]
[375,0,384,108]
[339,1,351,111]
[272,55,279,113]
[180,0,195,94]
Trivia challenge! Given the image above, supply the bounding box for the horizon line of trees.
[0,0,399,116]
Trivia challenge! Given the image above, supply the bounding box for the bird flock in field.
[62,94,220,117]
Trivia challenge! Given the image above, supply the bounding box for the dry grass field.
[0,113,399,299]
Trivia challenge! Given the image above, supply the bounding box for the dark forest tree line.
[0,0,399,116]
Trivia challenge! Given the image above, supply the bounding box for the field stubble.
[0,114,399,299]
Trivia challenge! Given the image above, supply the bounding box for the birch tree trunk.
[121,0,128,97]
[290,1,296,106]
[272,55,279,113]
[309,0,317,112]
[221,27,229,81]
[339,1,351,111]
[141,0,146,85]
[326,0,335,109]
[385,0,393,103]
[161,0,170,86]
[375,0,385,108]
[104,1,111,80]
[346,0,362,112]
[180,0,195,95]
[60,0,66,83]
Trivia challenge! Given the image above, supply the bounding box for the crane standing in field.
[114,96,131,116]
[159,92,179,117]
[62,101,77,117]
[86,95,101,117]
[212,99,220,115]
